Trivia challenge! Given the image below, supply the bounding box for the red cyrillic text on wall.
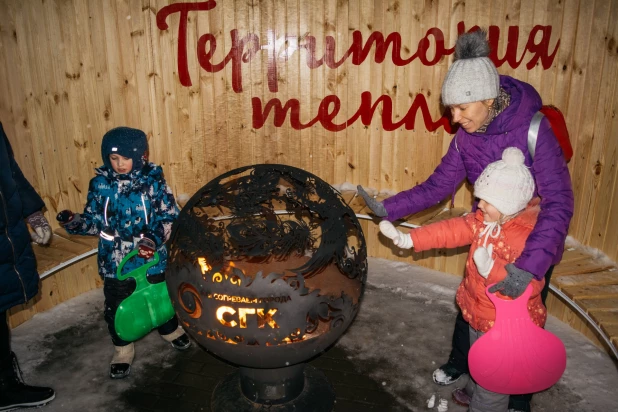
[157,1,560,133]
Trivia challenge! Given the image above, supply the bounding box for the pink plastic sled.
[468,284,567,395]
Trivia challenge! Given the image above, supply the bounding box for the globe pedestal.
[212,365,335,411]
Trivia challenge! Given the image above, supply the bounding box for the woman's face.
[449,99,494,133]
[109,154,133,174]
[478,199,502,223]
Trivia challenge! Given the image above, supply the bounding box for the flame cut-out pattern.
[169,164,367,280]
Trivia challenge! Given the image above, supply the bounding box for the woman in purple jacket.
[358,30,573,412]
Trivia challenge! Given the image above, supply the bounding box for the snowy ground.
[10,257,618,411]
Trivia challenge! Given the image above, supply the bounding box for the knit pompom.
[454,30,491,60]
[502,147,525,166]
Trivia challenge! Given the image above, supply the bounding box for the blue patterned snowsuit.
[66,162,179,345]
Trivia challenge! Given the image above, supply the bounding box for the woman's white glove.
[473,244,494,278]
[379,221,413,249]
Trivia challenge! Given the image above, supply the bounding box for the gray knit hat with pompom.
[441,30,499,106]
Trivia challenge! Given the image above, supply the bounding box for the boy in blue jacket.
[58,127,190,379]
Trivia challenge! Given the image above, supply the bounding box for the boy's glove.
[357,185,387,217]
[137,233,156,259]
[473,244,494,278]
[56,210,81,230]
[27,211,52,245]
[489,263,534,298]
[379,221,413,249]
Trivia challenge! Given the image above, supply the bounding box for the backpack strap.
[527,111,545,160]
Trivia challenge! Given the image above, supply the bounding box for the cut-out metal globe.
[166,164,367,411]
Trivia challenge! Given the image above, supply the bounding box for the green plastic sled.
[114,249,176,342]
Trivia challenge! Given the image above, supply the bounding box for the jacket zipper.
[0,190,28,302]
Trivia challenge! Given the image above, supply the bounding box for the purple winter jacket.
[383,76,574,280]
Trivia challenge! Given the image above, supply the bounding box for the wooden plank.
[285,0,302,171]
[559,248,595,264]
[378,0,395,193]
[45,234,93,256]
[551,260,615,277]
[346,191,368,214]
[55,0,98,214]
[53,228,99,249]
[344,0,360,185]
[176,0,200,196]
[322,0,338,183]
[574,297,618,312]
[580,1,618,245]
[545,292,605,350]
[422,207,468,226]
[551,0,579,109]
[9,255,101,328]
[32,243,79,263]
[553,270,618,288]
[33,274,62,314]
[100,0,127,126]
[312,0,328,179]
[569,0,612,240]
[366,1,382,190]
[537,0,563,102]
[192,0,217,187]
[153,0,181,189]
[0,2,40,193]
[586,1,618,255]
[589,309,618,326]
[333,0,349,185]
[232,0,257,173]
[34,253,59,274]
[600,323,618,342]
[561,284,618,300]
[340,190,357,206]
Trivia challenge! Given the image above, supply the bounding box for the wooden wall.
[1,0,617,277]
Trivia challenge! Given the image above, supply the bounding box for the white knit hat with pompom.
[474,147,535,216]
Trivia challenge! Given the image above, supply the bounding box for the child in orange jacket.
[379,147,546,412]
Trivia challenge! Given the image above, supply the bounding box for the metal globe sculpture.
[166,164,367,411]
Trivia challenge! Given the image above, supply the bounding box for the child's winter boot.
[451,387,472,407]
[432,361,465,385]
[0,352,55,411]
[161,328,192,351]
[110,343,134,379]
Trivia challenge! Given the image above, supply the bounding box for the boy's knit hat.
[101,127,148,172]
[441,30,500,106]
[474,147,535,216]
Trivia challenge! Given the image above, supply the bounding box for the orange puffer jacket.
[410,205,546,332]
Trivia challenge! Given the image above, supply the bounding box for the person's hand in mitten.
[56,210,81,230]
[488,263,534,298]
[378,221,413,249]
[473,244,494,278]
[357,185,387,217]
[27,211,52,245]
[136,233,156,259]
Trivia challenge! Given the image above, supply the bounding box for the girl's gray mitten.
[488,263,534,298]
